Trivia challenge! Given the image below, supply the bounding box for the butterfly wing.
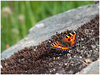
[51,41,70,50]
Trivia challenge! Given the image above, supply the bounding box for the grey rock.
[76,59,99,74]
[1,4,99,74]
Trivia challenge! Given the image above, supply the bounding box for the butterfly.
[51,31,78,52]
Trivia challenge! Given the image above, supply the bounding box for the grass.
[1,1,94,52]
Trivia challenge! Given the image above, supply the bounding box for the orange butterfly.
[51,31,77,51]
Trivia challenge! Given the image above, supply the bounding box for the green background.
[1,1,94,52]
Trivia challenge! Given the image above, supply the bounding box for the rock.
[1,3,99,74]
[76,59,99,74]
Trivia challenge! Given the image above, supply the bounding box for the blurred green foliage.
[1,1,94,52]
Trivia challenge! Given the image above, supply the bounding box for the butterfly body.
[51,31,78,52]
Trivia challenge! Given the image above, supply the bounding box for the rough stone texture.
[76,59,99,74]
[1,3,99,74]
